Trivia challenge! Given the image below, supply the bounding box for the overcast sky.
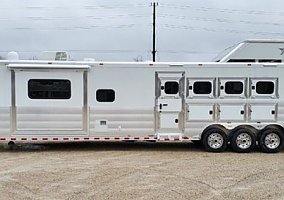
[0,0,284,61]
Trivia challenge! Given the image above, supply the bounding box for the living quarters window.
[193,81,212,94]
[28,79,71,99]
[256,81,274,94]
[96,89,115,102]
[164,81,179,94]
[225,81,243,94]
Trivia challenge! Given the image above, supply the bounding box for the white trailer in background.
[0,40,283,153]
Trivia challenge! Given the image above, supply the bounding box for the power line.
[5,23,150,31]
[159,3,284,17]
[0,4,148,10]
[0,14,150,21]
[157,14,284,27]
[159,24,284,37]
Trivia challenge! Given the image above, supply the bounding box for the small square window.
[256,81,274,94]
[164,81,179,94]
[193,81,212,94]
[96,89,115,102]
[225,81,243,94]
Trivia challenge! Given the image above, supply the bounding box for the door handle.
[159,104,162,110]
[163,104,168,106]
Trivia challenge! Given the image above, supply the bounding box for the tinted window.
[193,81,212,94]
[164,81,179,94]
[225,81,243,94]
[227,59,255,63]
[258,59,281,63]
[96,89,115,102]
[28,79,71,99]
[256,81,274,94]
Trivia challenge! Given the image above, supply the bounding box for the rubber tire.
[230,128,256,153]
[202,127,228,152]
[259,128,284,153]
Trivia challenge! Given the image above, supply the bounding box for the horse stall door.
[156,72,185,136]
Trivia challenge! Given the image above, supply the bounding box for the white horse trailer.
[0,40,284,153]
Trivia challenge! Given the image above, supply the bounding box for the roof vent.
[39,51,69,61]
[7,51,19,60]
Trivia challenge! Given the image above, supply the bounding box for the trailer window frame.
[28,79,71,100]
[219,78,247,98]
[250,78,278,98]
[187,78,215,98]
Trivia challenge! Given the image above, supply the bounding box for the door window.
[164,81,179,94]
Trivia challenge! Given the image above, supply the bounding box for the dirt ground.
[0,142,283,200]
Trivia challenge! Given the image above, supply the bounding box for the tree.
[133,55,143,62]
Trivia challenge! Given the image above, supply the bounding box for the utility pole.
[151,2,158,62]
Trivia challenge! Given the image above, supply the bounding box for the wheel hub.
[208,133,223,149]
[264,133,280,149]
[236,133,252,149]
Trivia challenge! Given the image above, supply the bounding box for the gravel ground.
[0,142,283,200]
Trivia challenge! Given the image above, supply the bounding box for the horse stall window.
[193,81,212,94]
[164,81,179,94]
[96,89,115,102]
[28,79,71,99]
[188,78,215,98]
[225,81,243,94]
[256,81,274,94]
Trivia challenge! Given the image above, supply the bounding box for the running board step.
[157,133,183,141]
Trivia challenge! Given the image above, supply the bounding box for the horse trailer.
[0,40,284,153]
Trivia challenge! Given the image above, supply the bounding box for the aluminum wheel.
[259,127,284,153]
[236,133,252,149]
[264,133,281,149]
[208,133,224,149]
[230,128,256,153]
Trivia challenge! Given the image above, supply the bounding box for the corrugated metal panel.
[16,107,83,131]
[89,107,154,136]
[0,107,10,134]
[276,103,284,122]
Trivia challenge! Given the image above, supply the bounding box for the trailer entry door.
[9,64,89,135]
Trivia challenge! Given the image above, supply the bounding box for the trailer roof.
[244,39,284,43]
